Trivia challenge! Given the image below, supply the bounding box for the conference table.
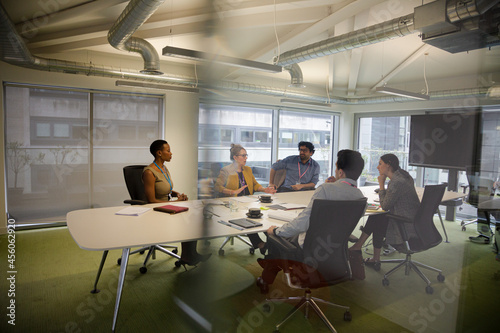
[66,184,464,331]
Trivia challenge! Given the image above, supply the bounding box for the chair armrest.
[267,233,302,259]
[124,199,147,205]
[386,213,411,224]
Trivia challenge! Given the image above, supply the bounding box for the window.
[198,105,337,192]
[198,105,273,188]
[278,111,334,184]
[357,116,415,185]
[4,84,162,227]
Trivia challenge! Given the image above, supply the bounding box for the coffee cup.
[248,208,261,216]
[259,194,272,203]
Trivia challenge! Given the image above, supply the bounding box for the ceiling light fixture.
[115,80,199,93]
[280,98,332,107]
[375,86,430,100]
[162,46,282,73]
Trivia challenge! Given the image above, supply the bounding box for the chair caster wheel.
[139,266,147,274]
[382,278,389,287]
[117,258,121,265]
[172,249,178,254]
[437,274,445,282]
[249,248,255,255]
[344,311,352,321]
[374,262,381,271]
[426,285,434,294]
[218,249,225,256]
[262,303,271,313]
[462,226,466,231]
[139,250,145,254]
[175,260,182,268]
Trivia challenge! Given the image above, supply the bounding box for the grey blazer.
[379,169,420,244]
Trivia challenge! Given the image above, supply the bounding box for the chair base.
[380,253,444,294]
[265,289,351,332]
[461,218,478,231]
[218,235,254,256]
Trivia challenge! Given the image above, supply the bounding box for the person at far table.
[256,149,365,293]
[268,141,320,193]
[143,139,211,267]
[214,143,276,254]
[348,153,420,269]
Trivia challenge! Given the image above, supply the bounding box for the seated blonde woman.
[215,144,276,253]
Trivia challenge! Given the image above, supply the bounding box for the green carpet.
[1,220,496,332]
[456,237,500,333]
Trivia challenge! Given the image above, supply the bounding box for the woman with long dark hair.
[349,153,420,267]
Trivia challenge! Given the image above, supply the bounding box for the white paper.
[268,210,300,222]
[279,203,306,210]
[115,206,151,216]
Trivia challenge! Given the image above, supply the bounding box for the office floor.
[0,216,498,333]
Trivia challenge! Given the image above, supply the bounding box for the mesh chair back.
[274,169,287,188]
[411,184,446,251]
[302,198,367,286]
[123,165,148,202]
[466,166,495,207]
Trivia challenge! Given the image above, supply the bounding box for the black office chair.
[263,198,367,332]
[461,166,496,232]
[118,165,180,273]
[380,184,447,294]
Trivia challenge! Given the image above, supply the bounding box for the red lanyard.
[341,180,357,188]
[298,160,310,182]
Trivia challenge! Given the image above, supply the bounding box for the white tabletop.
[67,185,463,252]
[67,192,313,251]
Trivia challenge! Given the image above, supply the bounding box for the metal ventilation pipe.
[276,14,416,66]
[0,3,490,105]
[446,0,500,23]
[0,2,194,85]
[107,0,165,75]
[284,64,305,88]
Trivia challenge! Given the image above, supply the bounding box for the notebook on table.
[228,218,263,229]
[153,205,189,214]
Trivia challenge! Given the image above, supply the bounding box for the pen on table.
[217,220,244,230]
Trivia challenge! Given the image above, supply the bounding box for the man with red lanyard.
[269,141,320,193]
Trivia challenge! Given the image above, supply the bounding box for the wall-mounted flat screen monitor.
[409,112,481,170]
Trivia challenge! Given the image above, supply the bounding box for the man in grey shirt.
[257,149,366,291]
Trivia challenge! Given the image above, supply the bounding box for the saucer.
[246,213,263,219]
[259,199,273,203]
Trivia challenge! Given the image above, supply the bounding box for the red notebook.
[153,205,189,214]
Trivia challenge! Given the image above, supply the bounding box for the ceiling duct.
[284,64,305,88]
[107,0,165,75]
[276,14,416,66]
[446,0,499,23]
[0,2,491,105]
[0,2,193,85]
[414,0,500,53]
